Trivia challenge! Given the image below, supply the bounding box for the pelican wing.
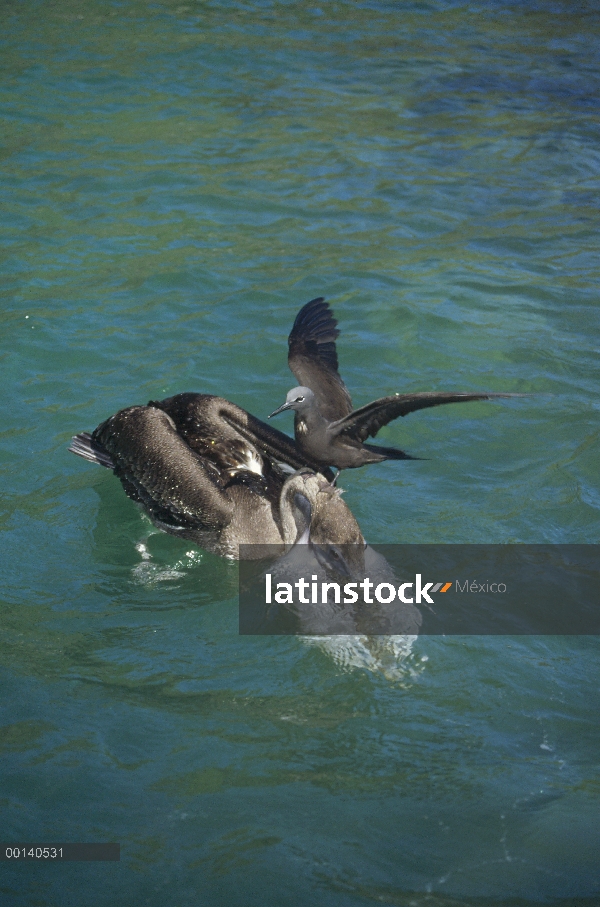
[287,298,353,421]
[154,393,335,482]
[331,392,522,442]
[92,405,234,530]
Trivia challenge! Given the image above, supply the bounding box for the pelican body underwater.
[270,298,522,474]
[69,394,364,559]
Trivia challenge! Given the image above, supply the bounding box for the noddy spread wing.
[330,391,522,443]
[287,297,353,422]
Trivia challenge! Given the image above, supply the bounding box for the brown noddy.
[269,297,522,473]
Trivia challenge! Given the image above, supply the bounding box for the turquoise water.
[1,0,599,904]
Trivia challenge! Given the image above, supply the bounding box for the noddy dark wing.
[331,392,523,442]
[287,298,353,421]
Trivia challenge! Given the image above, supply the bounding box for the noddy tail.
[363,443,423,461]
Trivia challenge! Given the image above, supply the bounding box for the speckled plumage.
[70,393,362,558]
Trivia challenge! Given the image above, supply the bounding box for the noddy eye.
[296,396,304,403]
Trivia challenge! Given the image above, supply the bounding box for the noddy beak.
[268,401,292,419]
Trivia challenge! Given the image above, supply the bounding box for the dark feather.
[331,392,523,443]
[68,432,115,469]
[362,442,421,461]
[287,298,353,422]
[92,406,234,531]
[152,393,335,483]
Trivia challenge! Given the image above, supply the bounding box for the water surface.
[1,1,599,904]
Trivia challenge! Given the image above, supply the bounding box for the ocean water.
[1,1,599,904]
